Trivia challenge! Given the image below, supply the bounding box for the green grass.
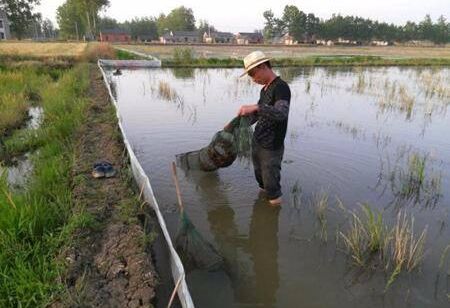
[162,55,450,68]
[115,49,142,60]
[0,64,90,307]
[0,69,51,137]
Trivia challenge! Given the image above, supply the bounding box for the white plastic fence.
[97,60,194,308]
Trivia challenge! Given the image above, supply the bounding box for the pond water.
[106,66,450,308]
[0,107,42,189]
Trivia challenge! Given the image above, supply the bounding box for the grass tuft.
[0,64,90,307]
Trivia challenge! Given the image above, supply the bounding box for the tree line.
[264,5,450,44]
[1,1,449,44]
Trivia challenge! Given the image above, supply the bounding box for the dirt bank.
[52,65,159,307]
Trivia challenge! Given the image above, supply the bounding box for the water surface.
[107,66,450,308]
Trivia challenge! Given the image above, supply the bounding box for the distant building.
[235,32,263,44]
[137,34,156,43]
[99,29,131,42]
[203,31,234,44]
[316,40,334,46]
[271,33,296,45]
[0,9,11,40]
[160,31,200,44]
[336,38,362,46]
[371,40,392,46]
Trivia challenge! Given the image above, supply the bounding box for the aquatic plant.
[340,204,387,267]
[398,85,415,118]
[391,152,442,208]
[158,81,178,101]
[339,203,427,289]
[312,191,329,242]
[439,245,450,271]
[385,211,427,290]
[418,71,450,100]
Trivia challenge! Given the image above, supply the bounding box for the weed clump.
[339,204,427,290]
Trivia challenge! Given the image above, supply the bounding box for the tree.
[198,20,215,35]
[73,0,109,37]
[401,21,418,42]
[97,16,119,30]
[57,0,110,39]
[123,17,158,40]
[262,10,277,41]
[418,14,434,41]
[0,0,40,39]
[281,5,306,41]
[57,0,85,39]
[157,6,195,34]
[433,15,449,44]
[305,13,320,40]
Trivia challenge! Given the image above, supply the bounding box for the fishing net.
[230,116,253,164]
[171,162,224,272]
[176,116,253,171]
[175,211,225,272]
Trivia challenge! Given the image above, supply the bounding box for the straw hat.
[240,51,270,77]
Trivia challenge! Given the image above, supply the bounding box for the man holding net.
[237,51,291,205]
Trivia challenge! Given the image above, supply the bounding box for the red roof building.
[99,29,131,42]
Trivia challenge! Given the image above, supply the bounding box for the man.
[237,51,291,205]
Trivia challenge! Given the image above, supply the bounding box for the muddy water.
[0,107,43,189]
[107,67,450,307]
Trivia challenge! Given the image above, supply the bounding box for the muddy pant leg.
[252,142,264,190]
[252,142,284,199]
[260,147,284,199]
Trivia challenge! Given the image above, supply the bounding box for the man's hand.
[238,104,259,116]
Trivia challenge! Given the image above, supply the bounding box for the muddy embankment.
[53,66,177,307]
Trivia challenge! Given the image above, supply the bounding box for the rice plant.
[390,152,442,208]
[312,191,329,242]
[339,204,427,289]
[340,204,386,267]
[385,211,427,290]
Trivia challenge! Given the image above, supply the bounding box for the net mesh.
[175,211,225,272]
[176,116,253,171]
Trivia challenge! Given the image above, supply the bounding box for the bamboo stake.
[167,273,184,308]
[171,162,184,212]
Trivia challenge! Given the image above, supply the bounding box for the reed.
[158,81,178,101]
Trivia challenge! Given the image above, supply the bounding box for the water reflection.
[171,68,195,80]
[244,197,280,307]
[191,171,280,307]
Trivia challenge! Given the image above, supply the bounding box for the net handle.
[171,161,184,212]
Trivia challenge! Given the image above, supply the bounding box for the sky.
[38,0,449,33]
